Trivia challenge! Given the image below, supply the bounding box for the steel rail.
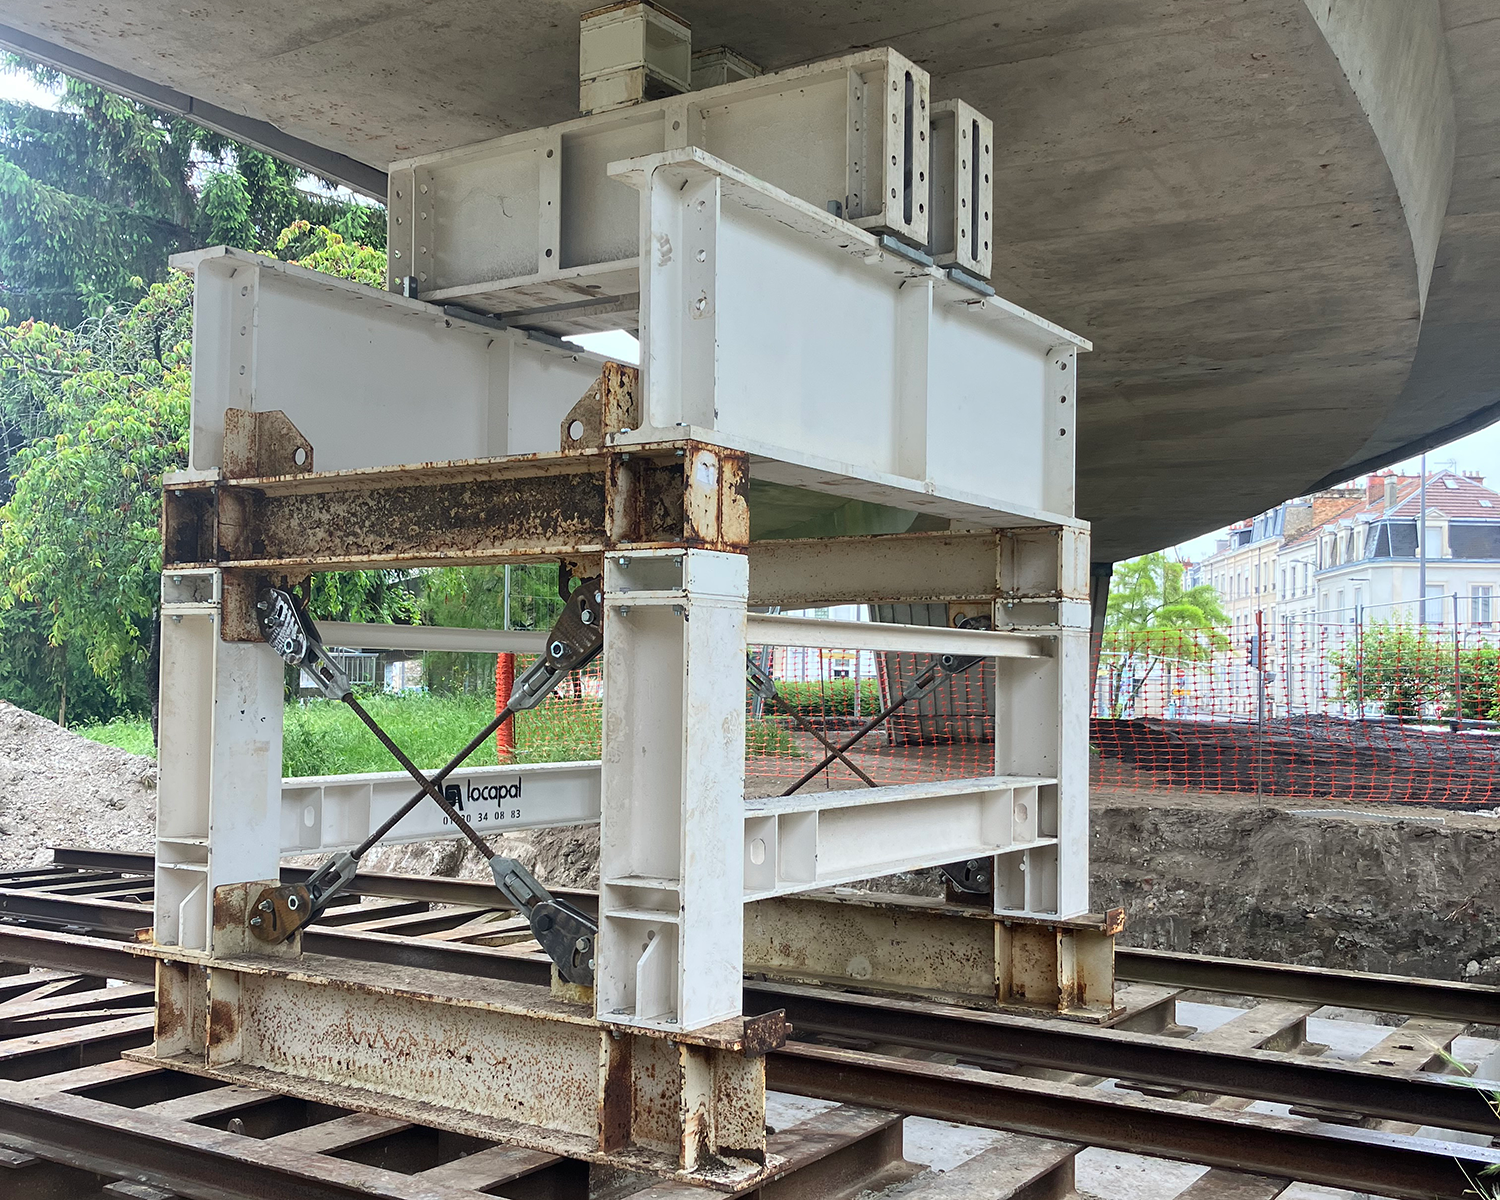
[33,851,1500,1021]
[4,907,1494,1146]
[767,1041,1500,1200]
[748,979,1500,1135]
[0,887,152,933]
[50,847,600,916]
[0,1087,482,1200]
[1116,946,1500,1025]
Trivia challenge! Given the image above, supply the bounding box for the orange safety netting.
[1093,623,1500,806]
[413,623,1500,806]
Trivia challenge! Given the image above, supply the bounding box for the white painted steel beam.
[743,777,1057,901]
[315,622,547,654]
[388,48,931,316]
[746,613,1047,658]
[615,146,1088,522]
[172,247,606,476]
[280,762,602,855]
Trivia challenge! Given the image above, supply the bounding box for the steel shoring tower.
[143,15,1095,1186]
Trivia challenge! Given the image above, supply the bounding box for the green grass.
[75,692,605,776]
[746,717,800,757]
[74,691,799,773]
[767,679,881,718]
[73,716,157,758]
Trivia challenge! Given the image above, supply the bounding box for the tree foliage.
[0,58,384,327]
[0,225,389,726]
[1101,552,1231,719]
[1328,622,1500,721]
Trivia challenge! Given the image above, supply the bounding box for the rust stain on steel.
[222,408,314,479]
[683,446,750,550]
[206,997,239,1050]
[1102,907,1126,937]
[243,472,609,566]
[739,1009,789,1057]
[162,485,217,567]
[599,1033,632,1152]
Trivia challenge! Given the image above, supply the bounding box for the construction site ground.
[5,701,1499,1198]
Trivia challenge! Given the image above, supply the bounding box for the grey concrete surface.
[0,2,1495,559]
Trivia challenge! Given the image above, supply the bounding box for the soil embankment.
[1091,785,1500,984]
[0,701,156,870]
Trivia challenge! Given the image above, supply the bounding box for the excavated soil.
[0,701,157,869]
[1090,783,1500,984]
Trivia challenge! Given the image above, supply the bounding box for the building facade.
[1193,471,1500,636]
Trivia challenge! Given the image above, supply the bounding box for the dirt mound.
[362,824,600,889]
[1090,793,1500,983]
[0,701,157,870]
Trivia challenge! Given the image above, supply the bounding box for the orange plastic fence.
[453,624,1500,806]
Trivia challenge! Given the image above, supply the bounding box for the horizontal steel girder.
[45,848,1500,1023]
[162,442,748,574]
[747,979,1500,1137]
[765,1042,1500,1200]
[4,900,1499,1167]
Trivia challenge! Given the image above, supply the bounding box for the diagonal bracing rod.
[779,631,988,796]
[250,580,604,983]
[746,656,878,787]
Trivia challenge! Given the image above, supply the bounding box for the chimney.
[579,2,692,114]
[1384,475,1398,511]
[1365,474,1385,505]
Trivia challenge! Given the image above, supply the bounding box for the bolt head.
[258,900,274,912]
[575,937,589,951]
[287,895,301,910]
[249,916,262,927]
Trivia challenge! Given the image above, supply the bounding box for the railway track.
[0,848,1496,1199]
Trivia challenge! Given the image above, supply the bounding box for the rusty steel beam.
[766,1042,1500,1200]
[0,926,155,986]
[1116,947,1500,1026]
[748,981,1500,1136]
[6,901,1491,1148]
[0,1087,501,1200]
[161,441,748,574]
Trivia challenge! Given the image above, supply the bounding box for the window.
[1336,589,1345,621]
[1473,585,1493,627]
[1280,568,1286,596]
[1424,525,1444,558]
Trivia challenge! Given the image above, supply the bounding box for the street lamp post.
[1349,577,1370,719]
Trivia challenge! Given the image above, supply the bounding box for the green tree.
[0,58,384,327]
[1329,621,1465,719]
[1101,552,1229,718]
[418,566,562,694]
[0,225,393,729]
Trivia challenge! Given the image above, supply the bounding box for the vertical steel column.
[598,549,749,1032]
[992,529,1091,918]
[155,569,284,952]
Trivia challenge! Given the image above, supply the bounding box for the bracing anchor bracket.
[247,580,605,987]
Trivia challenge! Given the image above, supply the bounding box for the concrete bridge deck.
[1,1,1494,559]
